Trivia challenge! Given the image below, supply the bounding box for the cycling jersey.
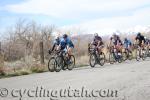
[93,36,103,46]
[135,35,145,46]
[124,39,132,48]
[60,37,74,50]
[110,35,122,46]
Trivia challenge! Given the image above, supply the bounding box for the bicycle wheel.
[141,49,147,60]
[136,49,140,61]
[89,54,96,67]
[55,56,64,72]
[67,55,75,70]
[109,52,115,64]
[48,57,56,72]
[128,51,133,60]
[122,52,127,61]
[148,49,150,57]
[145,47,150,57]
[117,52,123,63]
[99,52,105,66]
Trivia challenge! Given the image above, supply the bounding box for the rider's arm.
[97,41,100,47]
[51,44,56,51]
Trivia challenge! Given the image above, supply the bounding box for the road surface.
[0,59,150,100]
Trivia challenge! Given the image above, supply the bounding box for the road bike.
[88,46,105,67]
[48,50,75,72]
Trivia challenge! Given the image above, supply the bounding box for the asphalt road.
[0,59,150,100]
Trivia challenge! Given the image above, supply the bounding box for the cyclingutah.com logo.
[0,86,118,100]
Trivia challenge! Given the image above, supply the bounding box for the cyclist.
[109,33,123,51]
[109,33,123,60]
[49,35,60,54]
[58,34,74,60]
[91,33,104,54]
[123,38,132,52]
[135,32,146,48]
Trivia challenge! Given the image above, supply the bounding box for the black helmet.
[63,34,68,38]
[124,38,127,41]
[137,32,141,36]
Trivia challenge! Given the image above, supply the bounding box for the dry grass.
[76,55,89,67]
[0,54,5,76]
[30,64,47,73]
[0,57,48,78]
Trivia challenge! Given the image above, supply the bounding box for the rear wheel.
[141,49,147,60]
[145,47,150,57]
[148,49,150,57]
[48,57,56,72]
[67,55,75,70]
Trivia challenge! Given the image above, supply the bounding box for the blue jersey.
[60,37,74,50]
[124,39,132,48]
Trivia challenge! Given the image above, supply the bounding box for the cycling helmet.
[63,34,68,39]
[124,38,127,41]
[137,32,141,36]
[94,33,98,37]
[113,32,117,36]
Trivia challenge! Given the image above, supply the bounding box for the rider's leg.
[65,46,73,60]
[98,45,104,54]
[66,47,73,64]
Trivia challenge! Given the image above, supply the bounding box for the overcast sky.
[0,0,150,36]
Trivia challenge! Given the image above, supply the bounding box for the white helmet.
[94,33,98,37]
[54,33,60,40]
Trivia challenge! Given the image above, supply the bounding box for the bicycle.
[88,46,105,67]
[122,47,133,61]
[108,46,123,64]
[48,49,75,72]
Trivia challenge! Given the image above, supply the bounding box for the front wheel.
[141,49,147,60]
[128,51,133,60]
[89,54,96,67]
[99,52,105,66]
[136,49,140,61]
[48,57,56,72]
[67,55,75,70]
[117,52,123,63]
[122,52,127,61]
[109,52,115,64]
